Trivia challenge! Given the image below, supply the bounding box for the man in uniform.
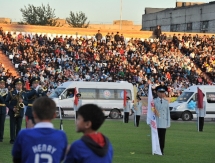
[132,95,142,127]
[0,77,8,142]
[196,93,206,132]
[25,77,47,127]
[154,85,171,155]
[5,78,27,144]
[74,93,82,120]
[123,96,131,123]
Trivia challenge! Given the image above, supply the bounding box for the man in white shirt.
[123,96,131,123]
[196,93,206,132]
[132,96,142,127]
[74,93,82,119]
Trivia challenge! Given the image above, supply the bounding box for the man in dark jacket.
[154,25,162,40]
[114,32,121,42]
[5,78,27,144]
[95,30,103,41]
[0,77,7,142]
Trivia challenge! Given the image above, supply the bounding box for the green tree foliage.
[66,11,90,28]
[20,4,58,26]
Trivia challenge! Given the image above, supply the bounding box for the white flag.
[146,84,162,155]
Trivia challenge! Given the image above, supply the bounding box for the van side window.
[66,89,75,98]
[98,89,115,99]
[206,92,215,103]
[193,93,197,101]
[79,88,96,99]
[116,90,132,100]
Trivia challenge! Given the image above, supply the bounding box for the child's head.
[32,97,56,122]
[77,104,105,133]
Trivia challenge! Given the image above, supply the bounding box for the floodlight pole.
[120,0,122,30]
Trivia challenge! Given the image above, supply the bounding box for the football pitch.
[0,118,215,163]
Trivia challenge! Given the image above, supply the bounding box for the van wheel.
[109,109,120,119]
[171,117,179,120]
[181,111,192,121]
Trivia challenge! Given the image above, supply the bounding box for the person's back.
[66,133,113,163]
[12,97,68,163]
[64,104,113,163]
[12,126,67,163]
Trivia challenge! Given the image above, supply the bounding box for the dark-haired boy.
[12,97,68,163]
[64,104,113,163]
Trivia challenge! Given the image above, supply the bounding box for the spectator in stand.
[0,26,214,98]
[114,32,121,42]
[154,25,162,40]
[95,30,103,42]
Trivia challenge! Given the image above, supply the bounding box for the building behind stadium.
[142,1,215,33]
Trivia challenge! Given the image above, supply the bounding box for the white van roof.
[58,81,133,89]
[184,85,215,93]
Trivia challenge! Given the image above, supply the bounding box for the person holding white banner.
[154,85,171,155]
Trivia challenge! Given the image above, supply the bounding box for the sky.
[0,0,210,25]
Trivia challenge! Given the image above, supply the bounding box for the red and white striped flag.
[74,87,78,106]
[197,87,203,109]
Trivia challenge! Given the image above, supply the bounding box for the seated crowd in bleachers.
[0,26,214,97]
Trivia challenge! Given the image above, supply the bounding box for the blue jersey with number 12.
[12,128,67,163]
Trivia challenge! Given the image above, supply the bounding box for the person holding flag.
[74,88,82,121]
[196,88,206,132]
[153,85,171,155]
[147,82,162,156]
[123,90,131,123]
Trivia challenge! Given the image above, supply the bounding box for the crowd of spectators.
[0,26,215,97]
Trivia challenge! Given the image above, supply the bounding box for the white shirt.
[34,122,54,128]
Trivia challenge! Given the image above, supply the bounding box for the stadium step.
[0,50,20,78]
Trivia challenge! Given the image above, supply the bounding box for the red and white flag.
[25,80,30,90]
[197,87,203,109]
[146,84,162,155]
[74,87,78,106]
[197,87,204,132]
[123,90,127,107]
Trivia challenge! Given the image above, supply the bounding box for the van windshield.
[176,92,194,102]
[49,88,66,98]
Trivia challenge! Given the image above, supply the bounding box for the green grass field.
[0,118,215,163]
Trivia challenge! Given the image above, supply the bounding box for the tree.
[20,4,58,26]
[66,11,90,28]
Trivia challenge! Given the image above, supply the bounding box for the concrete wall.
[142,3,215,33]
[0,23,214,40]
[145,8,169,14]
[0,18,11,24]
[176,2,205,7]
[0,23,148,39]
[88,24,141,31]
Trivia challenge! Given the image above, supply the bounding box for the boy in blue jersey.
[64,104,113,163]
[12,97,68,163]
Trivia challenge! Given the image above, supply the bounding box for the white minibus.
[169,85,215,121]
[49,81,134,119]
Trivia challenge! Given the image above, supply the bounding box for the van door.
[58,88,75,116]
[205,92,215,118]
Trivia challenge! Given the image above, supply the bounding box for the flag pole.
[151,127,154,155]
[197,87,203,132]
[59,106,63,131]
[197,112,199,132]
[149,84,154,155]
[75,110,77,124]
